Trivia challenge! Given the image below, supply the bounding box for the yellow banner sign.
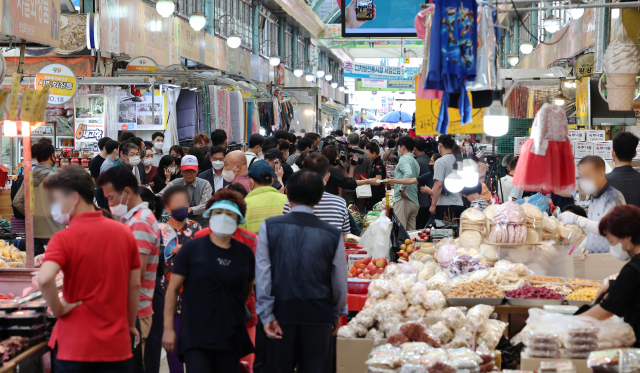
[415,96,485,135]
[576,77,589,126]
[34,64,78,104]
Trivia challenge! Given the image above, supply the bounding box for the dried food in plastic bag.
[425,309,444,322]
[448,347,483,365]
[448,254,489,278]
[526,330,559,344]
[400,351,422,365]
[467,304,495,327]
[421,348,449,365]
[386,293,409,312]
[479,320,508,350]
[492,202,526,225]
[423,290,446,310]
[568,325,599,338]
[480,361,497,372]
[383,263,401,279]
[408,261,426,273]
[337,324,358,338]
[366,328,386,341]
[565,342,598,351]
[426,360,457,373]
[388,332,411,347]
[524,347,559,358]
[350,319,369,337]
[410,251,434,264]
[404,305,427,319]
[415,329,441,348]
[475,342,494,363]
[598,317,637,349]
[366,344,402,369]
[430,321,454,345]
[394,273,418,294]
[441,307,467,330]
[426,272,452,294]
[450,327,473,349]
[373,301,402,322]
[419,261,440,281]
[368,279,393,299]
[400,364,427,373]
[567,350,591,359]
[435,241,459,269]
[406,283,430,306]
[400,320,428,340]
[364,297,379,309]
[401,342,433,355]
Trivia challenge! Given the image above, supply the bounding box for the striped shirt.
[121,202,160,318]
[282,192,350,235]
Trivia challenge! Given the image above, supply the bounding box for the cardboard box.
[337,337,387,373]
[573,142,594,159]
[587,130,606,142]
[521,352,589,373]
[568,130,587,141]
[572,252,626,281]
[593,141,613,161]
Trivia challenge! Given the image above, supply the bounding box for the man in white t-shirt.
[499,155,523,202]
[245,134,265,168]
[429,135,465,220]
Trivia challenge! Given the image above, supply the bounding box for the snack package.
[479,320,508,350]
[400,364,427,373]
[435,238,459,269]
[366,328,386,344]
[386,293,410,313]
[466,305,495,327]
[419,261,440,281]
[401,342,433,355]
[448,348,483,370]
[588,349,640,373]
[441,307,467,330]
[426,272,452,294]
[423,290,446,311]
[337,324,358,338]
[430,321,454,345]
[448,253,489,278]
[365,344,402,369]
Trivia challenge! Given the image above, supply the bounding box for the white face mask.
[222,167,237,182]
[610,242,631,261]
[110,193,129,217]
[212,160,225,170]
[143,158,153,166]
[169,167,176,174]
[51,201,74,225]
[209,214,238,237]
[154,141,164,150]
[579,179,598,195]
[128,156,141,167]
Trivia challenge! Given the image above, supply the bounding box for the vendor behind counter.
[579,204,640,347]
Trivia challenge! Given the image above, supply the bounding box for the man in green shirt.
[242,160,289,234]
[394,136,421,230]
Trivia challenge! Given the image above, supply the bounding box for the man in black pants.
[429,135,465,220]
[255,171,347,373]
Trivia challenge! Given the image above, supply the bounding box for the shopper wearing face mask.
[13,139,64,256]
[162,189,255,371]
[576,205,640,346]
[156,186,202,373]
[222,150,251,193]
[198,146,230,193]
[241,161,288,235]
[96,165,161,365]
[143,147,158,185]
[120,142,146,185]
[151,132,166,167]
[559,156,626,253]
[158,155,213,224]
[152,155,177,194]
[245,134,265,167]
[39,166,142,372]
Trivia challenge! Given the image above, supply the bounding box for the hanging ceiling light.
[305,72,315,82]
[189,12,206,31]
[543,14,561,33]
[520,41,534,55]
[484,99,509,137]
[325,74,332,81]
[444,164,465,193]
[338,85,345,92]
[570,7,584,19]
[331,82,338,89]
[507,54,520,67]
[156,0,175,17]
[564,78,577,89]
[269,54,281,66]
[461,159,479,188]
[316,69,325,78]
[227,33,242,49]
[552,89,570,105]
[293,67,304,77]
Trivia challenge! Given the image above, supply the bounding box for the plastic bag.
[492,202,526,224]
[514,192,550,213]
[435,239,459,269]
[479,320,508,350]
[419,261,440,281]
[365,344,402,369]
[448,254,488,278]
[401,342,433,355]
[400,364,427,373]
[430,321,454,345]
[598,316,637,349]
[467,305,495,328]
[426,272,452,294]
[360,210,393,260]
[441,307,467,330]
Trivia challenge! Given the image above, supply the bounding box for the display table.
[0,342,49,373]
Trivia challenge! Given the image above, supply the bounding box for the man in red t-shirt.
[97,165,160,364]
[39,166,141,372]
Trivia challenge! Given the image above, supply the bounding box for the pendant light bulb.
[189,12,206,31]
[519,41,534,55]
[156,0,175,17]
[507,54,520,67]
[316,69,325,78]
[226,33,242,49]
[331,82,338,88]
[444,169,465,193]
[543,14,561,33]
[325,74,332,81]
[483,100,509,137]
[305,73,315,82]
[294,67,304,77]
[269,55,281,66]
[570,7,584,19]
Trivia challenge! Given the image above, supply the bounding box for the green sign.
[356,79,414,92]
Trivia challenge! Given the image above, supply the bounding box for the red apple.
[362,257,371,265]
[404,239,412,245]
[369,267,378,275]
[365,274,372,279]
[372,273,380,279]
[375,257,388,268]
[348,272,353,278]
[355,263,366,270]
[364,269,369,276]
[357,274,365,279]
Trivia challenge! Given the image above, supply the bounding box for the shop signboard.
[575,77,589,126]
[586,130,605,142]
[118,89,166,131]
[34,63,78,104]
[1,0,61,47]
[165,64,186,71]
[593,141,612,161]
[568,130,586,141]
[415,96,485,135]
[126,56,158,72]
[360,79,386,89]
[344,61,419,80]
[74,95,105,151]
[357,78,414,91]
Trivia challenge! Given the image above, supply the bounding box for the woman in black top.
[581,205,640,347]
[162,189,255,371]
[365,142,387,211]
[152,155,177,194]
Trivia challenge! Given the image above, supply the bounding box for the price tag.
[20,88,36,123]
[8,74,22,121]
[430,229,453,238]
[574,142,594,159]
[586,130,606,142]
[513,137,528,155]
[593,141,613,161]
[33,84,51,122]
[568,130,587,141]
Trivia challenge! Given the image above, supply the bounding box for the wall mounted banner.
[344,61,419,80]
[357,78,414,91]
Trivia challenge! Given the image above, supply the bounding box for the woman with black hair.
[170,145,185,179]
[152,155,177,194]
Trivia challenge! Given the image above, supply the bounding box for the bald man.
[223,150,251,193]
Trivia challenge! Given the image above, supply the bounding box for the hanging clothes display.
[251,103,260,135]
[229,91,245,144]
[272,97,282,129]
[465,3,501,109]
[512,103,575,192]
[258,102,274,135]
[176,89,204,142]
[208,85,219,132]
[415,5,443,100]
[426,0,478,134]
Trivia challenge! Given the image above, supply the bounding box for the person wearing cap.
[162,189,255,371]
[158,155,213,221]
[242,160,289,234]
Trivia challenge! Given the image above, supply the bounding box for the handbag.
[356,184,372,198]
[389,209,411,262]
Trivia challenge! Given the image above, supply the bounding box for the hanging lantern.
[484,100,509,136]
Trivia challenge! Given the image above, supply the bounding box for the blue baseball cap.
[202,200,246,224]
[246,160,275,179]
